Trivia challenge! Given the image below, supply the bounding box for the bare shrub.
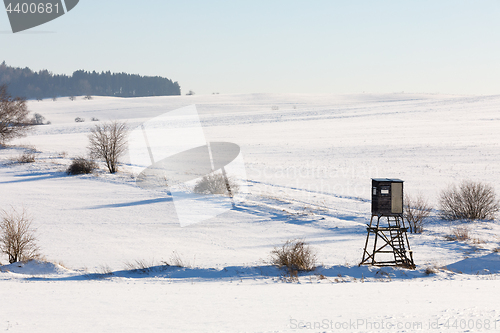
[404,194,432,233]
[15,146,38,163]
[0,208,40,264]
[16,151,36,163]
[66,156,97,175]
[88,121,128,174]
[424,266,437,275]
[84,95,93,100]
[0,85,33,144]
[439,181,500,221]
[69,96,75,101]
[270,239,316,274]
[193,173,239,196]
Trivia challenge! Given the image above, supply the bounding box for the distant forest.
[0,62,181,99]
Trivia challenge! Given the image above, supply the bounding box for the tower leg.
[370,216,381,265]
[360,214,415,269]
[360,215,375,266]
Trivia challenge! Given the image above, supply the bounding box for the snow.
[0,260,71,276]
[1,93,500,332]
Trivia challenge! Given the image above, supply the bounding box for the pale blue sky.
[1,1,500,95]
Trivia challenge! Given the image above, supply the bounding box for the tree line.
[0,62,181,100]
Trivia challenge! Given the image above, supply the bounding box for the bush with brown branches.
[66,156,97,175]
[193,173,239,196]
[270,239,317,275]
[0,208,40,264]
[404,194,432,233]
[439,180,500,221]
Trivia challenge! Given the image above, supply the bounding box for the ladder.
[360,214,415,269]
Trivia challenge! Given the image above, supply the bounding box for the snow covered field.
[1,93,500,332]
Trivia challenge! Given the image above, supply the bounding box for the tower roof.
[372,178,404,182]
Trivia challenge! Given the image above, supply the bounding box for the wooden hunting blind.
[360,178,415,269]
[371,178,403,216]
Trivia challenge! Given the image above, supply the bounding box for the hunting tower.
[360,178,415,268]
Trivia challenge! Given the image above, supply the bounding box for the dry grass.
[16,151,36,163]
[97,264,113,276]
[166,251,191,268]
[56,261,69,270]
[445,226,470,241]
[471,238,485,244]
[335,274,347,283]
[124,259,157,273]
[13,145,38,164]
[270,239,317,275]
[280,270,299,282]
[374,270,392,281]
[84,264,115,279]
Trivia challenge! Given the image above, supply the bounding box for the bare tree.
[404,194,432,233]
[0,85,33,145]
[88,121,128,173]
[439,180,500,221]
[0,208,40,264]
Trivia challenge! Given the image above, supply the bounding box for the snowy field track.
[1,93,500,332]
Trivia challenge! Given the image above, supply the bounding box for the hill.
[1,93,500,332]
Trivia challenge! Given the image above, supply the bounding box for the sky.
[1,0,500,96]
